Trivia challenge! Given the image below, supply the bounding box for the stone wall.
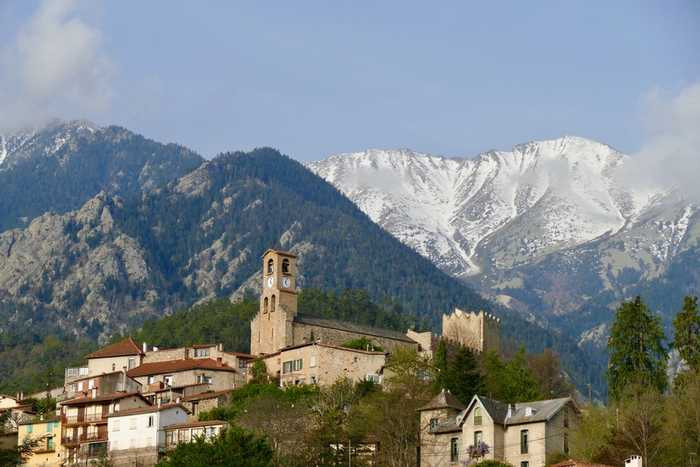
[292,322,418,354]
[132,369,238,392]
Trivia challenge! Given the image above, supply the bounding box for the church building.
[250,249,500,386]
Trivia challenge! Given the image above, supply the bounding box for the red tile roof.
[126,359,237,377]
[106,403,189,417]
[86,337,143,359]
[62,391,148,406]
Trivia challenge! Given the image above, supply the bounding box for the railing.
[62,433,107,445]
[84,413,104,422]
[65,367,89,380]
[64,415,83,424]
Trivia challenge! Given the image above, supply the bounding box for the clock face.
[266,276,274,288]
[282,277,291,288]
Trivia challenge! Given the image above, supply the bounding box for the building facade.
[163,420,228,450]
[419,393,578,467]
[17,415,62,467]
[107,404,189,466]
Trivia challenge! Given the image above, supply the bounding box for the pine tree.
[607,296,668,400]
[672,296,700,371]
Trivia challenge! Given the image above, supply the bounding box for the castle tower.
[441,308,500,354]
[250,249,298,355]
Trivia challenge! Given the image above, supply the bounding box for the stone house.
[126,358,240,396]
[17,414,62,466]
[107,403,189,466]
[262,342,388,386]
[60,391,150,465]
[64,370,142,400]
[419,392,578,467]
[180,389,233,419]
[142,343,254,379]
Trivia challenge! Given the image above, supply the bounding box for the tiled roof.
[62,391,146,406]
[165,420,229,430]
[86,337,143,359]
[126,359,237,377]
[419,389,466,412]
[294,316,415,343]
[106,403,188,418]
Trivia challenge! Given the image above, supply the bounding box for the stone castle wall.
[442,309,500,353]
[292,321,418,354]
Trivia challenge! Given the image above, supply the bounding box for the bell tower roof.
[262,249,297,258]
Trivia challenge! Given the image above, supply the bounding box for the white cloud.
[0,0,112,131]
[619,81,700,201]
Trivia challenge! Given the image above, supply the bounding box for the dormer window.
[282,258,290,274]
[267,259,274,274]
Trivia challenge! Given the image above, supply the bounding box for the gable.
[459,396,496,428]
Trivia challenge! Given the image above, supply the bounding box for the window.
[521,463,529,467]
[450,437,459,462]
[112,420,120,432]
[282,359,303,374]
[520,429,529,454]
[239,360,248,369]
[293,359,302,371]
[166,431,174,446]
[283,361,292,374]
[77,381,83,391]
[474,430,482,446]
[282,258,290,274]
[197,375,213,384]
[429,418,438,431]
[264,297,269,313]
[271,295,276,312]
[147,376,155,385]
[88,379,95,389]
[128,358,136,369]
[130,418,137,430]
[564,432,569,454]
[148,416,154,427]
[194,348,209,357]
[267,258,274,274]
[164,375,174,386]
[365,374,380,383]
[474,406,482,425]
[47,437,54,450]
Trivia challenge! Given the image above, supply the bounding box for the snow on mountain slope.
[309,137,662,277]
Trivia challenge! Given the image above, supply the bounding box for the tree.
[615,384,666,467]
[672,295,700,371]
[156,426,273,467]
[434,340,483,404]
[250,359,270,385]
[570,404,616,463]
[483,348,542,403]
[664,369,700,465]
[607,296,668,400]
[527,348,573,398]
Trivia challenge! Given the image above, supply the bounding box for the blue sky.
[1,1,698,161]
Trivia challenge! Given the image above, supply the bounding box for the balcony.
[64,415,83,425]
[65,367,89,382]
[84,413,105,423]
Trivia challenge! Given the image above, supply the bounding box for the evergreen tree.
[672,295,700,371]
[433,339,483,403]
[483,348,541,403]
[607,296,668,400]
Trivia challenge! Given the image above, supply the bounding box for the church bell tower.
[250,249,298,355]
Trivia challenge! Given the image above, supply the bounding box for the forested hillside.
[0,126,603,394]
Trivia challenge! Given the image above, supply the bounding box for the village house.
[419,391,579,467]
[125,358,240,397]
[107,403,189,466]
[60,391,150,464]
[64,370,142,400]
[17,414,63,466]
[180,389,233,419]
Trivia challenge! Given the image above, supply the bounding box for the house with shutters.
[419,391,579,467]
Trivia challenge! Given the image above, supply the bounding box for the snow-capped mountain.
[309,137,699,345]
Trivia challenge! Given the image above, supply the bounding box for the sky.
[0,1,698,162]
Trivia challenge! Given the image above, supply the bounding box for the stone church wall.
[292,321,418,354]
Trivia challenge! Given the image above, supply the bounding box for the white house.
[107,403,189,466]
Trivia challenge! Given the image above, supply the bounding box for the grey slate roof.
[294,315,415,343]
[462,395,573,427]
[419,389,466,412]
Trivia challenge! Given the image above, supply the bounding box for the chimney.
[217,343,223,352]
[142,342,147,353]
